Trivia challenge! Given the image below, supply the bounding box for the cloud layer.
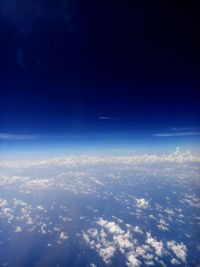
[1,149,200,168]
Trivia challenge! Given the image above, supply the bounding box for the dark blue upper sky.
[0,1,199,154]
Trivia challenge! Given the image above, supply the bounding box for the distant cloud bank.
[0,148,199,168]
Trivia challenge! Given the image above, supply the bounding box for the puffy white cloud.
[126,254,141,267]
[99,246,116,263]
[88,228,98,238]
[170,258,181,265]
[83,218,168,266]
[157,219,169,232]
[37,205,45,211]
[113,234,135,253]
[164,208,175,216]
[1,207,14,221]
[83,233,91,244]
[40,224,47,234]
[167,241,187,263]
[0,199,8,208]
[133,226,143,234]
[149,214,156,220]
[182,194,200,208]
[83,218,138,264]
[97,218,124,235]
[26,216,33,225]
[146,232,164,257]
[15,226,22,232]
[13,198,27,207]
[135,198,149,209]
[59,231,68,240]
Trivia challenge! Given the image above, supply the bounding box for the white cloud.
[113,234,134,253]
[1,208,14,220]
[164,208,175,216]
[88,228,99,238]
[167,241,187,263]
[126,254,141,267]
[98,116,117,120]
[149,214,156,220]
[99,246,116,263]
[26,216,33,225]
[1,149,199,169]
[40,224,47,234]
[23,179,53,192]
[0,199,8,207]
[146,232,164,257]
[59,231,68,240]
[97,218,124,235]
[135,198,149,209]
[83,218,171,266]
[0,149,198,266]
[157,219,169,232]
[0,133,38,140]
[83,218,138,264]
[153,131,200,137]
[37,205,44,211]
[182,194,200,208]
[15,226,22,232]
[83,233,90,244]
[133,226,143,234]
[170,258,181,265]
[171,127,200,132]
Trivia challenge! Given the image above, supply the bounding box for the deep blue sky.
[0,1,199,154]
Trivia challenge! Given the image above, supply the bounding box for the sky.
[0,1,199,156]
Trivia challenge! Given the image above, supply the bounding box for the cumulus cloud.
[97,218,124,235]
[15,226,22,232]
[59,231,68,240]
[99,246,116,264]
[171,258,181,265]
[164,208,175,216]
[126,254,141,267]
[83,217,182,266]
[157,219,169,232]
[135,198,149,209]
[83,217,191,266]
[182,194,200,208]
[83,218,138,264]
[146,232,164,257]
[167,241,187,263]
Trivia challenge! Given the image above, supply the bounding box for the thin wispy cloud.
[98,116,117,120]
[171,127,200,132]
[153,132,200,137]
[0,133,38,140]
